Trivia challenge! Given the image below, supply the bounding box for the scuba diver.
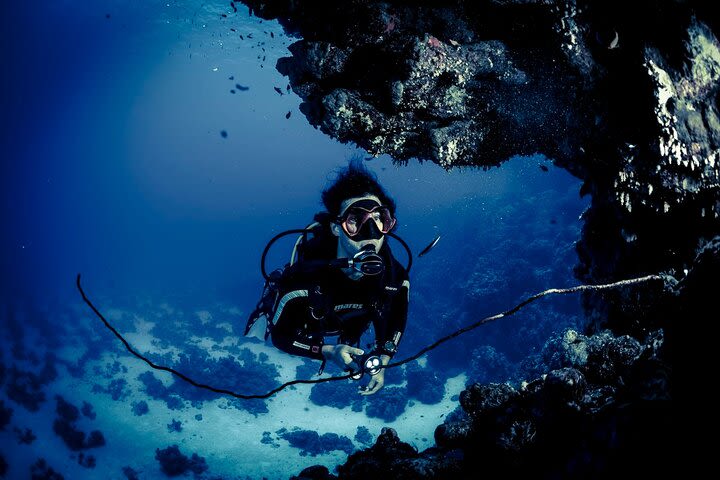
[246,161,410,395]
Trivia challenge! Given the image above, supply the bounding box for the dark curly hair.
[321,157,396,217]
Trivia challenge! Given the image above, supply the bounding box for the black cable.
[382,274,668,371]
[76,274,354,399]
[77,273,668,400]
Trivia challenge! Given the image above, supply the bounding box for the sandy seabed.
[1,305,467,480]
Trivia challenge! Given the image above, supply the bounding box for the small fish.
[230,89,236,94]
[247,33,253,39]
[235,84,249,91]
[239,34,244,40]
[273,87,284,95]
[105,13,111,19]
[270,32,274,38]
[262,55,266,61]
[230,28,236,32]
[449,39,460,47]
[229,75,234,80]
[609,31,619,49]
[418,235,441,258]
[221,14,227,18]
[539,165,549,172]
[220,130,228,138]
[285,111,291,119]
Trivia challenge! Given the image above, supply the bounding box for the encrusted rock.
[460,383,518,419]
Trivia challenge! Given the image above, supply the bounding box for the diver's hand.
[321,344,364,369]
[359,369,384,395]
[359,354,390,396]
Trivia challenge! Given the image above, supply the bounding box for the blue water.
[1,2,588,478]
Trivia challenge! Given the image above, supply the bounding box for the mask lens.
[343,214,360,235]
[377,207,396,233]
[341,206,396,237]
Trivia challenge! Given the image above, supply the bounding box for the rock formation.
[239,0,714,476]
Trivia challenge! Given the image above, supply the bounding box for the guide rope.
[76,273,668,400]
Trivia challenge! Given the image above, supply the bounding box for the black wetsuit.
[270,242,409,361]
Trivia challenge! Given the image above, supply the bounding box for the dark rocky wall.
[241,0,718,332]
[237,0,715,477]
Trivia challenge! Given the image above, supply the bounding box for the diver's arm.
[376,278,409,356]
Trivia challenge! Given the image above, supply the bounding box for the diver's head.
[331,195,397,259]
[322,159,397,261]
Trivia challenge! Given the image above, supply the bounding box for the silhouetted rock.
[339,427,463,478]
[291,465,337,480]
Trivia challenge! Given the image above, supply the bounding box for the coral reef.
[404,362,446,405]
[80,401,96,420]
[92,378,131,401]
[309,380,364,411]
[279,429,355,457]
[167,419,182,433]
[76,453,96,469]
[30,459,64,480]
[5,358,57,412]
[154,445,208,477]
[52,396,106,451]
[364,386,408,422]
[354,426,373,446]
[140,346,279,415]
[132,400,149,416]
[340,428,462,478]
[121,466,140,480]
[0,400,11,431]
[14,426,37,444]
